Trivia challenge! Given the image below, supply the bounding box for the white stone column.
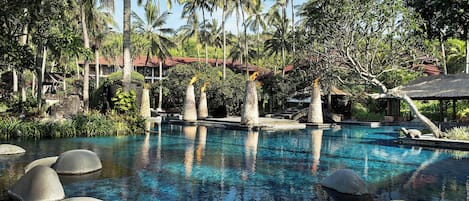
[241,81,259,126]
[183,85,197,122]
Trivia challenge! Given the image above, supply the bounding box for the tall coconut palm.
[89,3,116,88]
[268,0,292,77]
[133,1,176,110]
[78,0,114,112]
[206,19,224,66]
[181,0,214,63]
[246,2,266,64]
[179,16,201,60]
[123,0,132,93]
[264,19,291,75]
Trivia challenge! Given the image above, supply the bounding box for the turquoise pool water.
[1,124,468,200]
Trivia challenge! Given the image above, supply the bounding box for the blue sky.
[113,0,305,33]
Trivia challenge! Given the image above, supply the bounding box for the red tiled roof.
[82,56,267,74]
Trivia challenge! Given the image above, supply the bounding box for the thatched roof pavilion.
[400,74,469,100]
[397,74,469,122]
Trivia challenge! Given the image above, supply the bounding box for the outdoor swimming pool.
[1,124,468,200]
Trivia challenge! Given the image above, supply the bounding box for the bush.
[351,102,384,121]
[446,127,469,141]
[457,107,469,122]
[0,111,145,140]
[161,63,246,116]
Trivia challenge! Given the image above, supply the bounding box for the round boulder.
[8,166,65,201]
[62,197,103,201]
[53,149,102,175]
[24,156,59,173]
[0,144,25,155]
[321,169,368,195]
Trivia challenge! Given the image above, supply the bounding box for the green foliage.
[6,97,41,117]
[262,74,294,112]
[457,107,469,122]
[379,68,423,88]
[446,127,469,141]
[351,102,384,121]
[105,71,145,85]
[111,88,137,114]
[0,111,145,140]
[72,111,116,137]
[160,63,246,116]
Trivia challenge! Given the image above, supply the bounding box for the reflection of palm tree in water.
[242,131,259,180]
[196,126,207,165]
[311,129,323,175]
[184,126,197,178]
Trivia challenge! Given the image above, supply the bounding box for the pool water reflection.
[1,124,469,200]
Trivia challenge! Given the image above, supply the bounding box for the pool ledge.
[169,117,306,131]
[396,136,469,150]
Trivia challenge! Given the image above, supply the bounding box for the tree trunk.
[465,28,469,74]
[291,0,295,59]
[222,0,226,80]
[13,70,18,93]
[41,47,46,95]
[123,0,132,92]
[19,18,28,102]
[372,90,443,138]
[158,61,163,110]
[439,34,447,75]
[95,49,100,88]
[20,73,26,102]
[35,46,44,109]
[401,94,442,138]
[202,8,208,64]
[81,5,90,112]
[307,78,323,124]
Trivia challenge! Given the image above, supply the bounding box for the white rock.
[321,169,368,195]
[54,149,102,174]
[0,144,25,155]
[9,166,65,201]
[24,156,59,173]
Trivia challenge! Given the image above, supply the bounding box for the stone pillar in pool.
[183,77,198,122]
[198,82,209,119]
[241,80,259,126]
[308,78,323,124]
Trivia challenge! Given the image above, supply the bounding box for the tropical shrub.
[160,63,246,116]
[446,127,469,141]
[111,88,137,114]
[0,111,145,140]
[457,107,469,122]
[351,102,384,121]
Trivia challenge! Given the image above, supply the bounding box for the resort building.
[79,56,265,83]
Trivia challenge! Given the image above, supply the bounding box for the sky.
[112,0,306,34]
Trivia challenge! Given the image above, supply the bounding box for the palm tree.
[179,16,201,60]
[268,0,292,77]
[133,1,176,110]
[246,2,266,64]
[78,0,114,112]
[206,19,224,66]
[89,3,116,88]
[123,0,132,93]
[181,0,214,63]
[264,19,291,75]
